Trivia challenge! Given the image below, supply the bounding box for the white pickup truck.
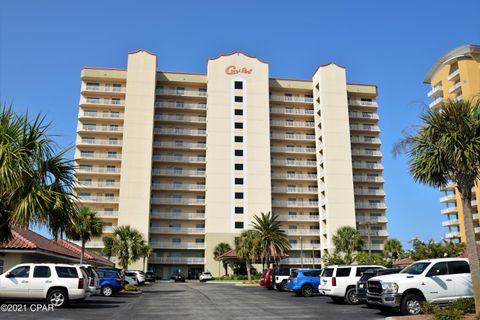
[366,258,473,315]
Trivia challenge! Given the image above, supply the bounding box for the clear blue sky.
[1,0,479,248]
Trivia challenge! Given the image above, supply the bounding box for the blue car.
[287,269,322,297]
[97,268,123,296]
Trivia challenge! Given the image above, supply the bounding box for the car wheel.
[400,294,424,316]
[301,285,313,297]
[345,288,360,305]
[279,280,288,292]
[102,285,113,297]
[331,297,344,303]
[47,289,68,308]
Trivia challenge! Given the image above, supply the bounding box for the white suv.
[199,271,213,282]
[0,263,89,308]
[367,258,473,315]
[319,265,385,304]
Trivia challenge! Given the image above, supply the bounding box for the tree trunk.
[81,239,85,264]
[223,262,228,276]
[460,192,480,314]
[246,259,252,282]
[143,257,146,272]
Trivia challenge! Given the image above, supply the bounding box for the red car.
[260,268,274,289]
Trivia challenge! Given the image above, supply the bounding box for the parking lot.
[1,282,389,320]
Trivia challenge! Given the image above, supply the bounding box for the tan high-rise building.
[73,50,388,278]
[424,44,480,243]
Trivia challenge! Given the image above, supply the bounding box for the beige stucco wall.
[117,51,157,270]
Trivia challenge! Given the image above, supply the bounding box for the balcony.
[442,219,459,227]
[429,97,443,109]
[349,124,380,132]
[280,258,322,265]
[348,112,379,120]
[366,244,384,251]
[359,230,389,237]
[80,111,124,119]
[289,243,321,250]
[348,99,377,107]
[153,141,207,150]
[440,183,456,191]
[455,95,463,102]
[352,163,383,170]
[152,155,206,163]
[355,202,387,209]
[83,98,125,106]
[356,216,388,224]
[440,194,456,203]
[155,101,207,111]
[271,159,316,167]
[150,197,205,205]
[277,214,319,222]
[154,128,206,136]
[427,84,443,98]
[155,88,207,98]
[84,85,125,93]
[83,240,106,248]
[75,181,120,189]
[271,173,317,180]
[476,227,480,234]
[81,125,123,133]
[151,183,205,191]
[445,231,461,239]
[149,256,205,264]
[283,229,320,236]
[472,199,477,207]
[270,107,314,116]
[79,139,122,146]
[77,195,119,203]
[447,69,460,81]
[270,95,313,104]
[441,206,458,214]
[271,186,318,194]
[272,200,319,208]
[449,82,462,94]
[152,169,206,177]
[351,148,382,157]
[76,167,121,174]
[150,211,205,220]
[96,211,119,217]
[270,133,316,141]
[270,146,316,154]
[270,120,315,128]
[78,153,122,160]
[350,136,381,144]
[155,114,207,123]
[353,176,384,183]
[102,226,114,232]
[150,242,205,250]
[354,189,385,196]
[149,227,205,235]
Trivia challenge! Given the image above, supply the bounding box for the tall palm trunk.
[246,259,252,282]
[143,257,146,272]
[460,191,480,314]
[80,238,85,264]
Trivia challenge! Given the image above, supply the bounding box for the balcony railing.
[155,88,207,98]
[77,195,119,202]
[449,82,462,94]
[359,230,389,237]
[155,101,207,110]
[154,128,206,136]
[271,173,317,180]
[356,216,388,224]
[351,149,382,157]
[151,183,205,191]
[353,176,384,183]
[283,228,320,235]
[84,98,125,106]
[277,214,319,221]
[270,133,316,141]
[79,139,122,146]
[427,84,443,98]
[455,95,463,102]
[348,99,377,107]
[150,197,206,205]
[154,114,207,123]
[149,256,205,264]
[150,211,205,220]
[271,159,316,167]
[77,167,121,174]
[84,85,125,93]
[354,189,385,196]
[153,141,207,149]
[350,137,381,144]
[270,107,314,115]
[442,219,459,227]
[352,163,383,170]
[272,200,319,207]
[445,231,460,239]
[366,244,384,251]
[349,124,380,132]
[149,227,205,234]
[280,258,322,265]
[96,210,119,217]
[81,125,123,132]
[83,240,107,248]
[75,181,120,188]
[270,95,313,103]
[102,226,114,232]
[289,244,321,250]
[150,242,205,250]
[429,97,443,109]
[355,202,387,209]
[441,206,458,214]
[348,112,379,120]
[447,69,460,81]
[152,155,206,163]
[440,195,456,202]
[271,186,318,193]
[81,111,124,119]
[152,169,206,177]
[78,153,122,160]
[270,146,316,153]
[270,120,315,128]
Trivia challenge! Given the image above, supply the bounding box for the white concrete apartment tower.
[204,53,271,273]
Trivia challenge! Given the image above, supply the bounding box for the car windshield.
[359,272,375,282]
[290,271,298,278]
[400,262,431,275]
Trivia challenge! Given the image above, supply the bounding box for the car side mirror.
[5,273,14,278]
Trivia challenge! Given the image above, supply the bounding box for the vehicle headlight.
[381,282,399,294]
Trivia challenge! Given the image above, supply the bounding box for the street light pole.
[300,236,303,268]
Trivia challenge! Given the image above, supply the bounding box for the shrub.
[432,308,463,320]
[447,298,475,314]
[422,302,439,314]
[123,284,139,292]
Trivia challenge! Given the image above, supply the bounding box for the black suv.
[356,268,401,303]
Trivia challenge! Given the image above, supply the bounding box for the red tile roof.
[52,238,113,266]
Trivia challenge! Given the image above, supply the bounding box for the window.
[234,96,243,103]
[199,88,207,96]
[336,268,351,277]
[235,164,243,170]
[80,151,94,157]
[235,150,243,156]
[234,136,243,143]
[235,222,244,229]
[234,109,243,116]
[172,238,181,243]
[86,82,100,90]
[322,268,334,277]
[448,261,470,274]
[196,223,205,229]
[427,262,448,276]
[235,192,244,199]
[0,260,3,274]
[112,83,122,91]
[234,122,243,129]
[195,238,205,243]
[235,178,244,185]
[55,267,78,278]
[33,266,51,278]
[235,207,244,214]
[234,81,243,90]
[176,87,185,95]
[356,267,379,277]
[9,266,30,278]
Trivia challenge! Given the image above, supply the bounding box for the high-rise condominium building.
[74,50,388,278]
[424,44,480,243]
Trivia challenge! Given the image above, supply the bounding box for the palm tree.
[0,105,76,242]
[332,226,364,264]
[251,212,291,266]
[213,242,231,276]
[102,236,115,261]
[66,207,103,264]
[235,230,260,282]
[140,243,153,272]
[111,225,144,270]
[383,238,404,261]
[396,98,480,312]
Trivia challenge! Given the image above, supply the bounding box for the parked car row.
[259,257,474,316]
[0,263,155,307]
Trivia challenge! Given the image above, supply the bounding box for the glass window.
[55,267,78,278]
[235,222,244,229]
[234,96,243,103]
[0,260,3,274]
[234,81,243,90]
[336,268,351,277]
[448,261,470,274]
[235,164,243,170]
[234,122,243,129]
[235,150,243,156]
[427,262,448,276]
[401,262,431,275]
[234,136,243,143]
[235,207,244,214]
[235,192,244,199]
[32,266,51,278]
[322,268,334,277]
[9,266,30,278]
[234,109,243,116]
[235,178,244,185]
